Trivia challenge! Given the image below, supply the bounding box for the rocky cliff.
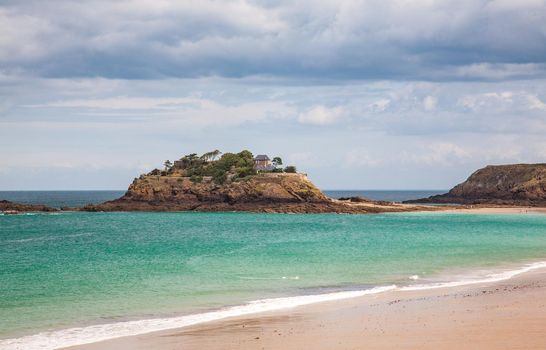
[406,164,546,206]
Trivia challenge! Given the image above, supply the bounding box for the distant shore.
[67,264,546,350]
[442,206,546,215]
[4,197,546,215]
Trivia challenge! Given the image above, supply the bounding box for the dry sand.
[66,268,546,350]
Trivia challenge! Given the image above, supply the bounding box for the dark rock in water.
[338,196,371,203]
[405,164,546,206]
[0,200,58,213]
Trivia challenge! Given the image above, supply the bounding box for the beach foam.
[400,260,546,291]
[0,285,396,350]
[2,261,545,350]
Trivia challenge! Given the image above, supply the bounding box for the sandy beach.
[65,266,546,350]
[444,206,546,215]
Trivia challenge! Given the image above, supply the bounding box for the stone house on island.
[253,154,275,171]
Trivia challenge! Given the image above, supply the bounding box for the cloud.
[298,105,344,125]
[3,74,546,189]
[1,0,545,81]
[527,95,546,111]
[344,149,382,168]
[25,95,295,127]
[456,91,546,115]
[369,99,391,112]
[454,63,546,80]
[423,96,437,111]
[401,143,470,166]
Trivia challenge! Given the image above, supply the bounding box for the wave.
[400,260,546,291]
[0,285,396,350]
[237,275,300,280]
[1,261,545,350]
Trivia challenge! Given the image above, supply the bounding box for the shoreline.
[66,263,546,350]
[2,259,545,350]
[441,206,546,214]
[3,204,546,216]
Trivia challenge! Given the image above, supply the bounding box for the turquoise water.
[1,211,546,343]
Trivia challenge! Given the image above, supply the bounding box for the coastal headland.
[406,163,546,206]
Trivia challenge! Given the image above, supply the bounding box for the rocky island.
[82,150,431,214]
[406,163,546,206]
[3,157,546,214]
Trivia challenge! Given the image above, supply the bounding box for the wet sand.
[67,268,546,350]
[445,206,546,214]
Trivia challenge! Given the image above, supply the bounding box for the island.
[6,155,546,214]
[406,163,546,206]
[80,150,432,214]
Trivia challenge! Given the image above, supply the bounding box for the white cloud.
[423,95,437,111]
[527,95,546,111]
[455,63,546,80]
[344,149,382,168]
[401,142,470,166]
[369,98,390,112]
[298,105,344,125]
[23,95,295,127]
[457,91,536,112]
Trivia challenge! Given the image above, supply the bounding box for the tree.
[187,153,198,163]
[211,149,222,161]
[200,151,214,162]
[212,169,228,184]
[284,165,297,173]
[164,160,173,171]
[200,150,222,162]
[237,150,253,160]
[272,157,283,168]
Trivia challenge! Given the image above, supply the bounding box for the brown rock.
[84,173,433,214]
[405,163,546,206]
[0,200,58,213]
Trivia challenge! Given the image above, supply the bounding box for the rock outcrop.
[406,164,546,206]
[84,172,432,213]
[0,200,58,213]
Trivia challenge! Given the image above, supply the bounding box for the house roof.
[254,154,270,161]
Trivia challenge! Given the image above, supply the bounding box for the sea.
[1,191,546,349]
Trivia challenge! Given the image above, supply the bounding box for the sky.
[1,0,546,190]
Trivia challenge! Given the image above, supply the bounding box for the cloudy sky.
[1,0,546,190]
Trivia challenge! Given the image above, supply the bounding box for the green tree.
[211,149,222,161]
[284,165,297,173]
[164,160,173,171]
[212,169,228,184]
[272,157,283,168]
[237,150,253,160]
[187,153,198,163]
[200,152,213,162]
